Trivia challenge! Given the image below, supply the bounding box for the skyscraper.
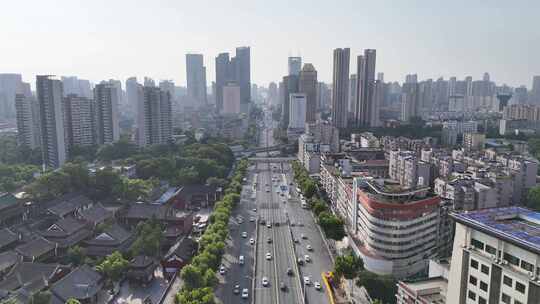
[125,77,139,119]
[215,53,231,112]
[94,83,120,145]
[15,94,41,149]
[288,57,302,76]
[268,82,278,106]
[532,75,540,104]
[186,54,207,107]
[299,63,317,123]
[331,48,350,129]
[222,83,241,114]
[348,74,358,120]
[281,75,299,128]
[235,47,251,108]
[355,49,377,127]
[61,76,92,98]
[401,75,420,122]
[0,74,24,120]
[64,94,95,148]
[36,75,67,169]
[288,93,307,130]
[137,86,172,147]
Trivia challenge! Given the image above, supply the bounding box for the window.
[516,281,526,294]
[478,297,486,304]
[468,290,476,301]
[501,293,511,304]
[469,275,477,286]
[480,281,488,292]
[471,238,485,250]
[503,252,520,266]
[471,259,479,269]
[520,260,534,272]
[485,244,496,255]
[481,264,489,275]
[503,275,513,287]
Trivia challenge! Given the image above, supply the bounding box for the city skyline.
[1,0,539,88]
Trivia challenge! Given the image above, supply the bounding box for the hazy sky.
[2,0,539,88]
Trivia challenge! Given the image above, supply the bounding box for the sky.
[1,0,539,88]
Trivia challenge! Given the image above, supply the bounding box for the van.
[239,255,244,265]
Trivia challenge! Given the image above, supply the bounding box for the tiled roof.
[0,228,18,250]
[50,265,102,302]
[15,236,56,260]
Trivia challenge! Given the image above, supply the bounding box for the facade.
[299,63,317,123]
[94,83,120,145]
[281,74,299,128]
[222,83,241,114]
[186,53,207,107]
[37,75,68,169]
[288,93,307,130]
[215,47,251,112]
[137,86,172,147]
[331,48,350,129]
[15,94,41,149]
[447,207,540,304]
[463,132,486,151]
[288,56,302,76]
[355,49,378,127]
[61,76,92,99]
[389,150,431,189]
[532,75,540,104]
[64,94,95,148]
[0,73,24,119]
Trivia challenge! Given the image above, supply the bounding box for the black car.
[267,237,273,244]
[280,282,287,291]
[287,268,293,276]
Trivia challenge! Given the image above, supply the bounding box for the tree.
[318,212,346,241]
[96,251,129,282]
[65,299,81,304]
[357,271,397,304]
[312,199,329,216]
[67,246,86,266]
[91,167,123,200]
[121,178,155,201]
[175,287,215,304]
[335,252,364,298]
[180,265,204,290]
[130,220,164,257]
[527,186,540,211]
[61,162,90,191]
[30,291,52,304]
[302,180,317,199]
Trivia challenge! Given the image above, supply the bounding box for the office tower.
[251,84,259,103]
[377,72,384,82]
[331,48,350,129]
[355,49,377,127]
[94,83,120,145]
[61,76,92,98]
[186,54,207,107]
[448,76,457,96]
[106,79,124,108]
[64,94,95,148]
[532,76,540,104]
[401,75,420,122]
[144,77,155,87]
[222,83,241,114]
[0,73,24,120]
[125,77,139,119]
[289,93,307,130]
[36,75,67,168]
[419,79,434,110]
[268,82,278,106]
[281,75,299,128]
[348,74,358,120]
[235,47,251,107]
[215,53,231,112]
[15,94,41,149]
[299,63,317,123]
[137,86,172,147]
[288,57,302,76]
[514,86,528,104]
[434,77,449,111]
[317,82,331,111]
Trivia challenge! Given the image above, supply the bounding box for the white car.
[305,255,311,262]
[250,217,255,222]
[301,234,307,239]
[252,208,257,212]
[314,282,322,290]
[306,245,313,251]
[249,238,255,245]
[266,252,272,260]
[262,277,269,286]
[219,266,226,275]
[242,288,249,299]
[304,276,311,285]
[242,232,247,238]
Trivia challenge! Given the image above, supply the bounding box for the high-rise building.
[94,83,120,145]
[268,82,278,106]
[36,75,67,169]
[235,47,251,108]
[331,48,350,129]
[377,72,384,82]
[299,63,317,123]
[281,75,299,128]
[288,57,302,76]
[0,73,24,120]
[215,53,232,112]
[61,76,92,98]
[222,83,241,114]
[532,75,540,104]
[15,94,41,149]
[186,54,207,107]
[137,86,172,147]
[288,93,307,130]
[64,94,95,148]
[317,82,331,111]
[401,75,420,122]
[348,74,358,120]
[125,77,139,119]
[355,49,377,127]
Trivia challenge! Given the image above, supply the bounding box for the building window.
[516,281,526,294]
[503,275,513,287]
[501,293,511,304]
[471,238,484,250]
[471,259,479,269]
[480,281,488,292]
[468,290,476,301]
[503,252,520,266]
[478,297,486,304]
[481,264,489,275]
[469,275,477,286]
[520,260,534,272]
[485,244,496,255]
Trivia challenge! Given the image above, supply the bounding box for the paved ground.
[115,268,170,304]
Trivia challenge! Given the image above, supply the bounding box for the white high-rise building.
[137,86,172,147]
[36,75,68,169]
[125,77,139,119]
[15,94,41,149]
[289,93,307,130]
[64,94,95,148]
[94,83,120,145]
[186,54,207,107]
[0,73,24,119]
[61,76,92,98]
[222,83,241,114]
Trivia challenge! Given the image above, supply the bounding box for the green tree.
[96,251,129,282]
[175,287,215,304]
[312,199,329,216]
[335,252,364,298]
[92,167,123,200]
[61,162,90,191]
[67,246,86,266]
[302,180,317,199]
[65,299,81,304]
[526,186,540,211]
[130,220,164,257]
[318,212,346,240]
[121,178,155,201]
[30,291,52,304]
[357,271,397,304]
[180,265,204,290]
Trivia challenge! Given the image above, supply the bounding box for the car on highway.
[249,217,255,222]
[304,276,311,285]
[280,282,287,291]
[306,245,313,251]
[262,277,269,286]
[252,208,257,212]
[233,284,240,294]
[305,255,311,262]
[293,238,299,243]
[239,255,244,265]
[297,258,304,265]
[291,222,295,227]
[314,282,322,290]
[266,223,272,228]
[267,237,272,243]
[219,266,226,274]
[249,238,255,245]
[242,288,249,299]
[238,218,243,224]
[242,232,247,238]
[287,268,293,276]
[266,253,272,260]
[301,234,307,239]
